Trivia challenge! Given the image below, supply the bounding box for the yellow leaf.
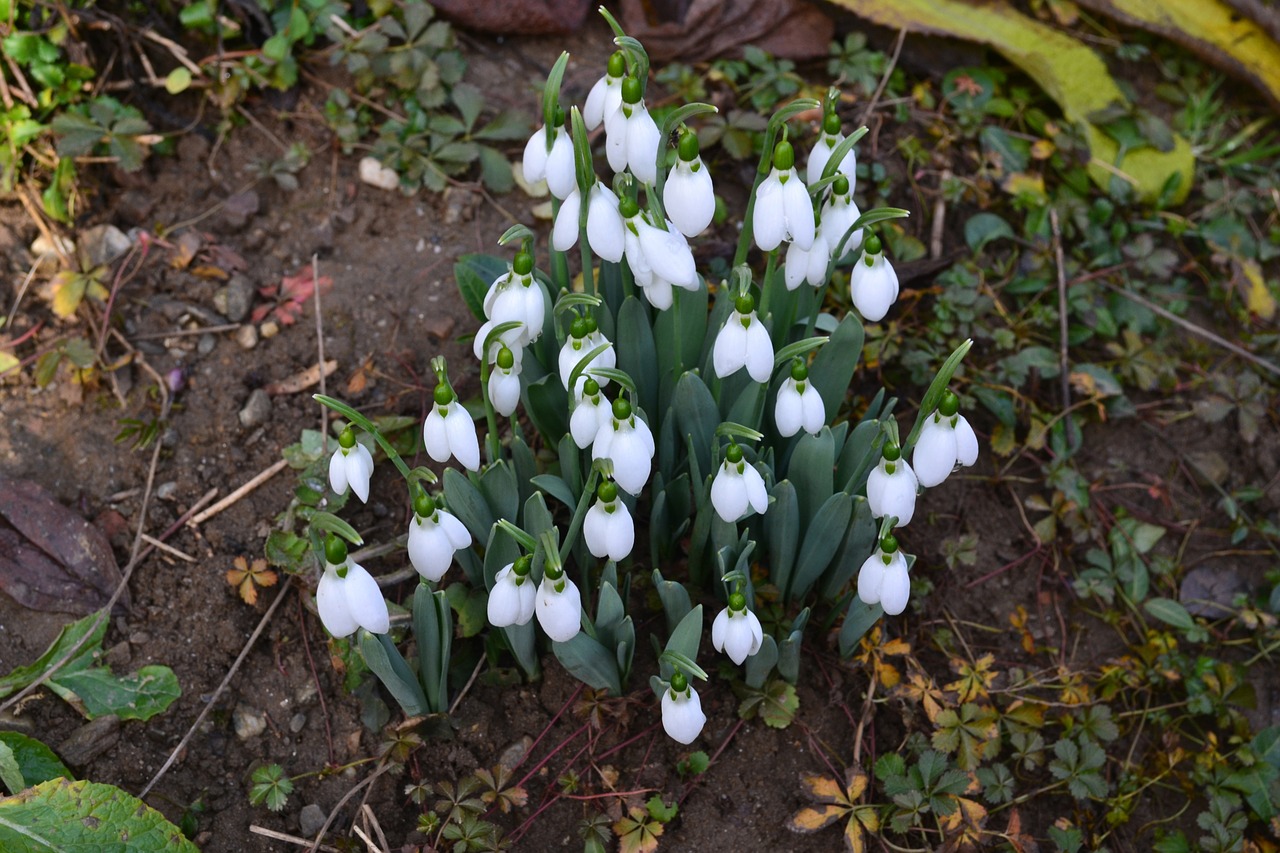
[990,423,1017,457]
[1001,171,1048,201]
[0,350,18,376]
[1236,257,1277,320]
[827,0,1194,202]
[50,271,86,318]
[844,766,870,801]
[843,816,866,853]
[798,773,846,805]
[788,804,846,833]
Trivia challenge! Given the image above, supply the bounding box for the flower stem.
[559,467,600,566]
[315,394,411,480]
[757,249,779,320]
[477,357,501,466]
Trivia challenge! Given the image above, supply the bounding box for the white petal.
[775,381,803,438]
[592,420,615,463]
[784,241,810,291]
[521,126,549,183]
[884,464,919,527]
[344,562,390,634]
[664,159,715,238]
[624,227,653,286]
[439,510,472,549]
[725,613,757,665]
[781,173,815,250]
[640,278,673,310]
[605,503,635,561]
[752,174,786,252]
[611,432,652,495]
[316,568,358,638]
[866,465,888,518]
[348,444,374,503]
[583,76,608,129]
[712,316,748,378]
[806,234,830,287]
[445,406,480,471]
[545,129,577,200]
[328,448,349,495]
[661,688,706,744]
[850,254,899,323]
[711,607,729,653]
[423,407,450,464]
[536,577,582,642]
[487,566,522,627]
[520,283,546,341]
[552,189,581,252]
[631,415,656,457]
[583,501,612,559]
[710,465,747,522]
[490,369,521,417]
[912,417,957,488]
[626,108,661,185]
[856,553,886,605]
[517,581,537,624]
[408,517,451,582]
[879,554,911,616]
[800,388,826,434]
[743,319,775,383]
[587,186,625,263]
[955,415,979,467]
[570,398,604,449]
[742,464,769,515]
[744,610,764,657]
[806,137,832,186]
[604,108,629,174]
[639,223,697,289]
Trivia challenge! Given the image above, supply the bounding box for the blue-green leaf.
[553,633,621,695]
[789,492,853,601]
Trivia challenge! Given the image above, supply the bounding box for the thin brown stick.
[248,825,341,852]
[139,533,196,562]
[351,824,381,853]
[859,27,907,125]
[313,254,329,452]
[1050,209,1072,413]
[140,577,295,798]
[4,263,39,332]
[189,458,289,525]
[308,762,391,853]
[449,654,486,715]
[360,805,390,853]
[17,186,69,269]
[130,323,243,341]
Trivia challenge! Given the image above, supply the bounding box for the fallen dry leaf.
[265,360,338,395]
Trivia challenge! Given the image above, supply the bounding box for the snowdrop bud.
[857,535,911,616]
[866,442,918,528]
[316,537,390,638]
[583,479,635,561]
[488,556,536,628]
[710,443,769,523]
[522,114,576,200]
[664,131,716,238]
[753,140,815,252]
[712,293,774,383]
[806,113,857,186]
[584,52,626,130]
[407,492,473,583]
[559,317,614,395]
[536,563,582,642]
[849,234,899,323]
[329,427,374,503]
[911,390,978,488]
[712,592,764,665]
[488,346,522,417]
[819,175,862,258]
[423,384,480,471]
[606,77,661,184]
[586,183,626,262]
[661,671,706,744]
[592,397,655,496]
[775,359,826,437]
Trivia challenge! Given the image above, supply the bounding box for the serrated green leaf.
[0,778,198,851]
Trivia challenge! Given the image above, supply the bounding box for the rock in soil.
[213,274,255,323]
[235,324,259,350]
[359,156,400,191]
[232,704,267,740]
[238,389,272,428]
[298,803,326,836]
[80,224,132,267]
[60,715,121,767]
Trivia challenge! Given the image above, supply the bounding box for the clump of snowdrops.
[312,11,977,743]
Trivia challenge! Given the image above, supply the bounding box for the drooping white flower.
[806,114,857,187]
[592,398,656,496]
[712,293,774,383]
[849,235,899,323]
[605,76,661,184]
[407,494,472,583]
[622,202,699,311]
[661,675,706,744]
[819,175,862,259]
[488,558,536,628]
[558,317,615,396]
[316,543,389,638]
[857,537,911,616]
[552,183,626,263]
[783,233,831,290]
[328,429,374,503]
[423,385,480,471]
[710,443,769,523]
[663,131,715,238]
[712,593,764,665]
[569,379,612,449]
[774,362,826,437]
[582,479,634,562]
[535,567,581,642]
[487,347,522,417]
[753,140,815,252]
[911,391,979,488]
[481,253,545,346]
[865,443,918,528]
[583,51,626,130]
[522,121,576,200]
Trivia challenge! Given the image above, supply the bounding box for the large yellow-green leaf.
[0,779,197,852]
[1074,0,1280,111]
[828,0,1194,202]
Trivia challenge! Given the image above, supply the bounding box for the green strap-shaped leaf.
[673,372,719,484]
[651,568,692,639]
[0,779,198,852]
[788,492,854,602]
[743,634,779,690]
[414,585,451,715]
[453,254,506,323]
[553,633,622,696]
[807,313,864,423]
[359,631,429,718]
[530,474,576,510]
[478,460,520,528]
[786,427,836,531]
[766,480,800,597]
[838,597,884,659]
[660,605,704,682]
[616,296,659,417]
[443,468,494,546]
[820,498,878,603]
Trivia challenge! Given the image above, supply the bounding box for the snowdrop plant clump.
[307,12,979,743]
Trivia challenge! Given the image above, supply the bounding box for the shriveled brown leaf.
[0,476,127,614]
[265,360,338,395]
[620,0,832,61]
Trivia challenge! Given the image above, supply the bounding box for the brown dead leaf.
[226,555,277,606]
[190,265,230,280]
[0,475,128,614]
[169,231,203,270]
[265,360,338,395]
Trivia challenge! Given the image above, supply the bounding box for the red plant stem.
[514,715,590,793]
[5,319,44,348]
[506,731,598,845]
[964,546,1044,589]
[512,684,584,787]
[593,720,661,762]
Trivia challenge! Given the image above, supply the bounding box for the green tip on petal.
[413,491,436,518]
[670,670,688,693]
[882,442,901,462]
[552,106,566,127]
[833,175,849,196]
[513,252,534,275]
[583,377,600,397]
[513,555,533,577]
[822,113,842,136]
[607,51,626,78]
[939,389,960,418]
[790,358,808,382]
[496,346,515,370]
[612,397,632,421]
[598,480,618,503]
[324,535,348,565]
[880,534,899,554]
[725,442,744,464]
[864,234,882,256]
[619,197,640,219]
[772,139,795,171]
[570,317,589,339]
[583,315,598,334]
[338,427,356,449]
[621,76,642,105]
[433,384,454,406]
[677,130,700,162]
[734,293,755,315]
[728,591,747,612]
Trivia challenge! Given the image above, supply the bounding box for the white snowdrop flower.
[752,140,815,252]
[582,479,634,562]
[583,52,626,130]
[911,390,979,488]
[328,428,374,503]
[806,113,857,187]
[488,557,536,628]
[865,442,918,528]
[663,131,716,238]
[592,397,655,496]
[552,183,625,263]
[605,76,661,185]
[661,673,706,744]
[774,360,826,437]
[783,233,831,290]
[712,592,764,665]
[522,119,576,200]
[849,234,899,323]
[482,253,544,346]
[621,201,699,311]
[818,175,862,258]
[315,539,389,638]
[536,565,582,642]
[407,493,472,583]
[569,378,612,449]
[487,346,522,418]
[712,292,774,383]
[710,443,769,523]
[558,316,615,396]
[423,384,480,471]
[857,536,911,616]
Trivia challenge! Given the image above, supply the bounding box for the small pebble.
[239,389,272,428]
[260,320,280,339]
[61,715,121,766]
[197,333,216,356]
[299,804,326,837]
[358,156,400,191]
[289,712,307,734]
[232,705,266,740]
[235,324,258,350]
[155,481,178,501]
